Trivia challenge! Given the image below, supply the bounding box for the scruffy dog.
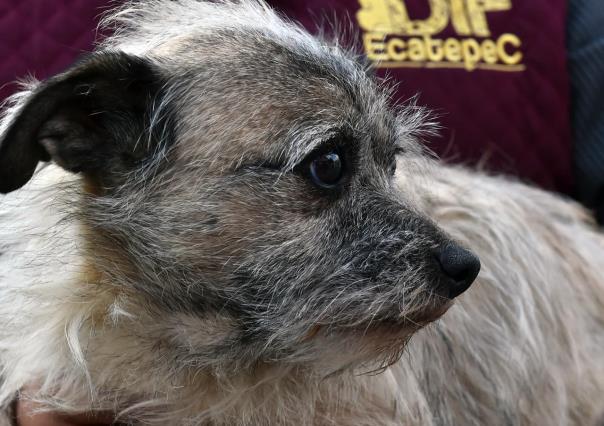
[0,1,603,425]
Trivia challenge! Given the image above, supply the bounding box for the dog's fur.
[0,1,603,425]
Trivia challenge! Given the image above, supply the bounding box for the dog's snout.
[435,243,481,299]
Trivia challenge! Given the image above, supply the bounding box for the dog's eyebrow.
[282,124,348,171]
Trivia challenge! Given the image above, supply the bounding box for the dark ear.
[0,51,168,193]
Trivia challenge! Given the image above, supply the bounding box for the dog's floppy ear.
[0,51,167,193]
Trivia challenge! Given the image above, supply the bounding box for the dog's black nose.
[436,243,481,299]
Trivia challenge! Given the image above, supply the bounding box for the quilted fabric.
[272,0,573,193]
[568,0,604,209]
[0,0,573,194]
[0,0,109,102]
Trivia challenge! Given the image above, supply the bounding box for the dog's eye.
[309,151,344,188]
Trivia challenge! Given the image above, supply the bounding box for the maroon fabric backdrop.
[272,0,573,193]
[0,0,573,193]
[0,0,108,101]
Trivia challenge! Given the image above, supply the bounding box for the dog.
[0,1,603,425]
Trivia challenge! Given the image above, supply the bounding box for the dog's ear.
[0,51,168,194]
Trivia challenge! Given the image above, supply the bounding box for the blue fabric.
[567,0,604,220]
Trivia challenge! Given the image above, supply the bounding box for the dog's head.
[0,1,479,372]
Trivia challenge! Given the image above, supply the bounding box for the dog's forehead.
[99,1,407,169]
[160,30,397,169]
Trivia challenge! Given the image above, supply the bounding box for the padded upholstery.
[273,0,573,193]
[0,0,109,102]
[0,0,574,194]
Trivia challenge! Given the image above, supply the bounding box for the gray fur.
[0,1,603,425]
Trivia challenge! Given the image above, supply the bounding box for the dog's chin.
[306,299,453,342]
[355,299,452,347]
[305,300,453,372]
[396,299,454,327]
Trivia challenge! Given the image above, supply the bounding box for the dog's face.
[0,2,479,372]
